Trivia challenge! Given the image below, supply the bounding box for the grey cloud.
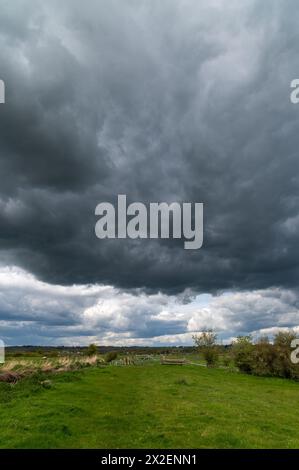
[1,267,299,346]
[188,288,299,338]
[0,0,299,297]
[0,267,191,344]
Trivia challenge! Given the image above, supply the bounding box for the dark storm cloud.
[0,0,299,294]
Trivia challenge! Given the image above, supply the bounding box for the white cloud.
[0,266,299,345]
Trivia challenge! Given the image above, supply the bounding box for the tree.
[274,330,296,349]
[86,343,98,356]
[232,336,254,373]
[193,330,219,367]
[252,336,275,376]
[273,330,298,379]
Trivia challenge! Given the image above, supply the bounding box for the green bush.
[105,351,118,363]
[232,336,254,373]
[86,344,98,357]
[193,330,219,367]
[222,354,231,368]
[251,337,275,376]
[272,331,299,379]
[233,331,299,380]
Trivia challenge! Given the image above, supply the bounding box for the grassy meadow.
[0,354,299,448]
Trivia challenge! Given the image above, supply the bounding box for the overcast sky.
[0,0,299,346]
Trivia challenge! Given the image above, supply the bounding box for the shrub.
[193,330,219,367]
[232,336,254,373]
[274,330,297,349]
[105,351,118,363]
[222,354,231,368]
[232,331,299,380]
[86,344,98,357]
[251,336,275,376]
[272,330,299,379]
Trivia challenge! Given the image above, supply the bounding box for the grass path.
[0,364,299,448]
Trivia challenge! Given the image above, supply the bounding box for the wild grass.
[1,363,299,448]
[0,355,105,382]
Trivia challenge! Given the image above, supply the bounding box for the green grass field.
[0,363,299,449]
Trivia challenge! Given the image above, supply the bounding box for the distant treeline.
[5,345,207,357]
